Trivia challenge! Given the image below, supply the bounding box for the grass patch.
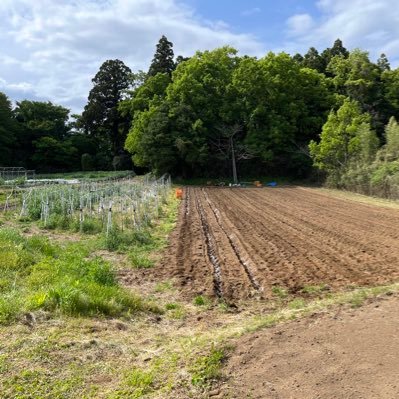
[165,303,186,320]
[271,285,288,299]
[123,367,155,398]
[193,295,212,307]
[2,368,85,399]
[129,250,154,269]
[300,284,329,295]
[154,280,174,293]
[288,298,306,309]
[190,346,226,387]
[0,228,160,324]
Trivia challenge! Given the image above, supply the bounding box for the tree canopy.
[2,35,399,186]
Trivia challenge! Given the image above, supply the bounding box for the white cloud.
[0,0,263,113]
[286,14,314,36]
[283,0,399,65]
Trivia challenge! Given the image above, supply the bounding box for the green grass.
[300,284,329,295]
[0,228,160,324]
[154,280,174,293]
[271,285,288,299]
[190,346,226,387]
[193,295,212,307]
[116,368,155,398]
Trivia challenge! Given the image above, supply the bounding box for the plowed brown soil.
[159,187,399,300]
[224,293,399,399]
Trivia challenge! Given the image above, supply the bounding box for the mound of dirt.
[224,294,399,399]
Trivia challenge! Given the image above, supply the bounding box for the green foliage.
[129,251,154,269]
[125,368,155,396]
[385,117,399,160]
[309,98,371,178]
[125,47,333,178]
[148,35,175,77]
[0,229,156,323]
[32,136,79,171]
[104,228,153,252]
[193,295,212,307]
[271,285,288,299]
[190,346,226,386]
[80,59,132,161]
[0,92,17,166]
[312,101,399,198]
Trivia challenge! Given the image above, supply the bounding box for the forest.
[1,36,399,196]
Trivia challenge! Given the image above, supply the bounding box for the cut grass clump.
[190,346,226,387]
[125,367,155,397]
[193,295,212,307]
[0,228,160,323]
[271,285,288,299]
[165,302,186,319]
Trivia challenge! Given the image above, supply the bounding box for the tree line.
[1,36,399,191]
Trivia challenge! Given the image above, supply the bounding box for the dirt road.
[159,187,399,300]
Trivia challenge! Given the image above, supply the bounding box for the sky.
[1,0,399,114]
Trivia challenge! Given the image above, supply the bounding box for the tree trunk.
[230,136,238,184]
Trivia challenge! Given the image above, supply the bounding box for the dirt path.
[157,187,399,300]
[224,293,399,399]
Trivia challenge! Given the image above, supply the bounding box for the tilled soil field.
[159,187,399,300]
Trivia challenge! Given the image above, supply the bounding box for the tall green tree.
[309,98,371,179]
[125,48,333,178]
[148,35,175,77]
[327,49,383,131]
[384,117,399,160]
[80,59,132,166]
[13,100,71,168]
[302,47,324,72]
[382,69,399,120]
[377,53,390,72]
[31,136,78,171]
[0,92,17,166]
[321,38,349,74]
[14,100,70,139]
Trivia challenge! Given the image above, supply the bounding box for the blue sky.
[183,0,319,45]
[0,0,398,113]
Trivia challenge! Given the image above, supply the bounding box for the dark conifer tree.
[80,59,132,162]
[377,53,391,72]
[302,47,324,72]
[148,35,175,77]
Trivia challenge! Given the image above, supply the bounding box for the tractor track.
[201,188,262,293]
[194,191,223,298]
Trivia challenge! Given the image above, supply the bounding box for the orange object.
[175,188,183,199]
